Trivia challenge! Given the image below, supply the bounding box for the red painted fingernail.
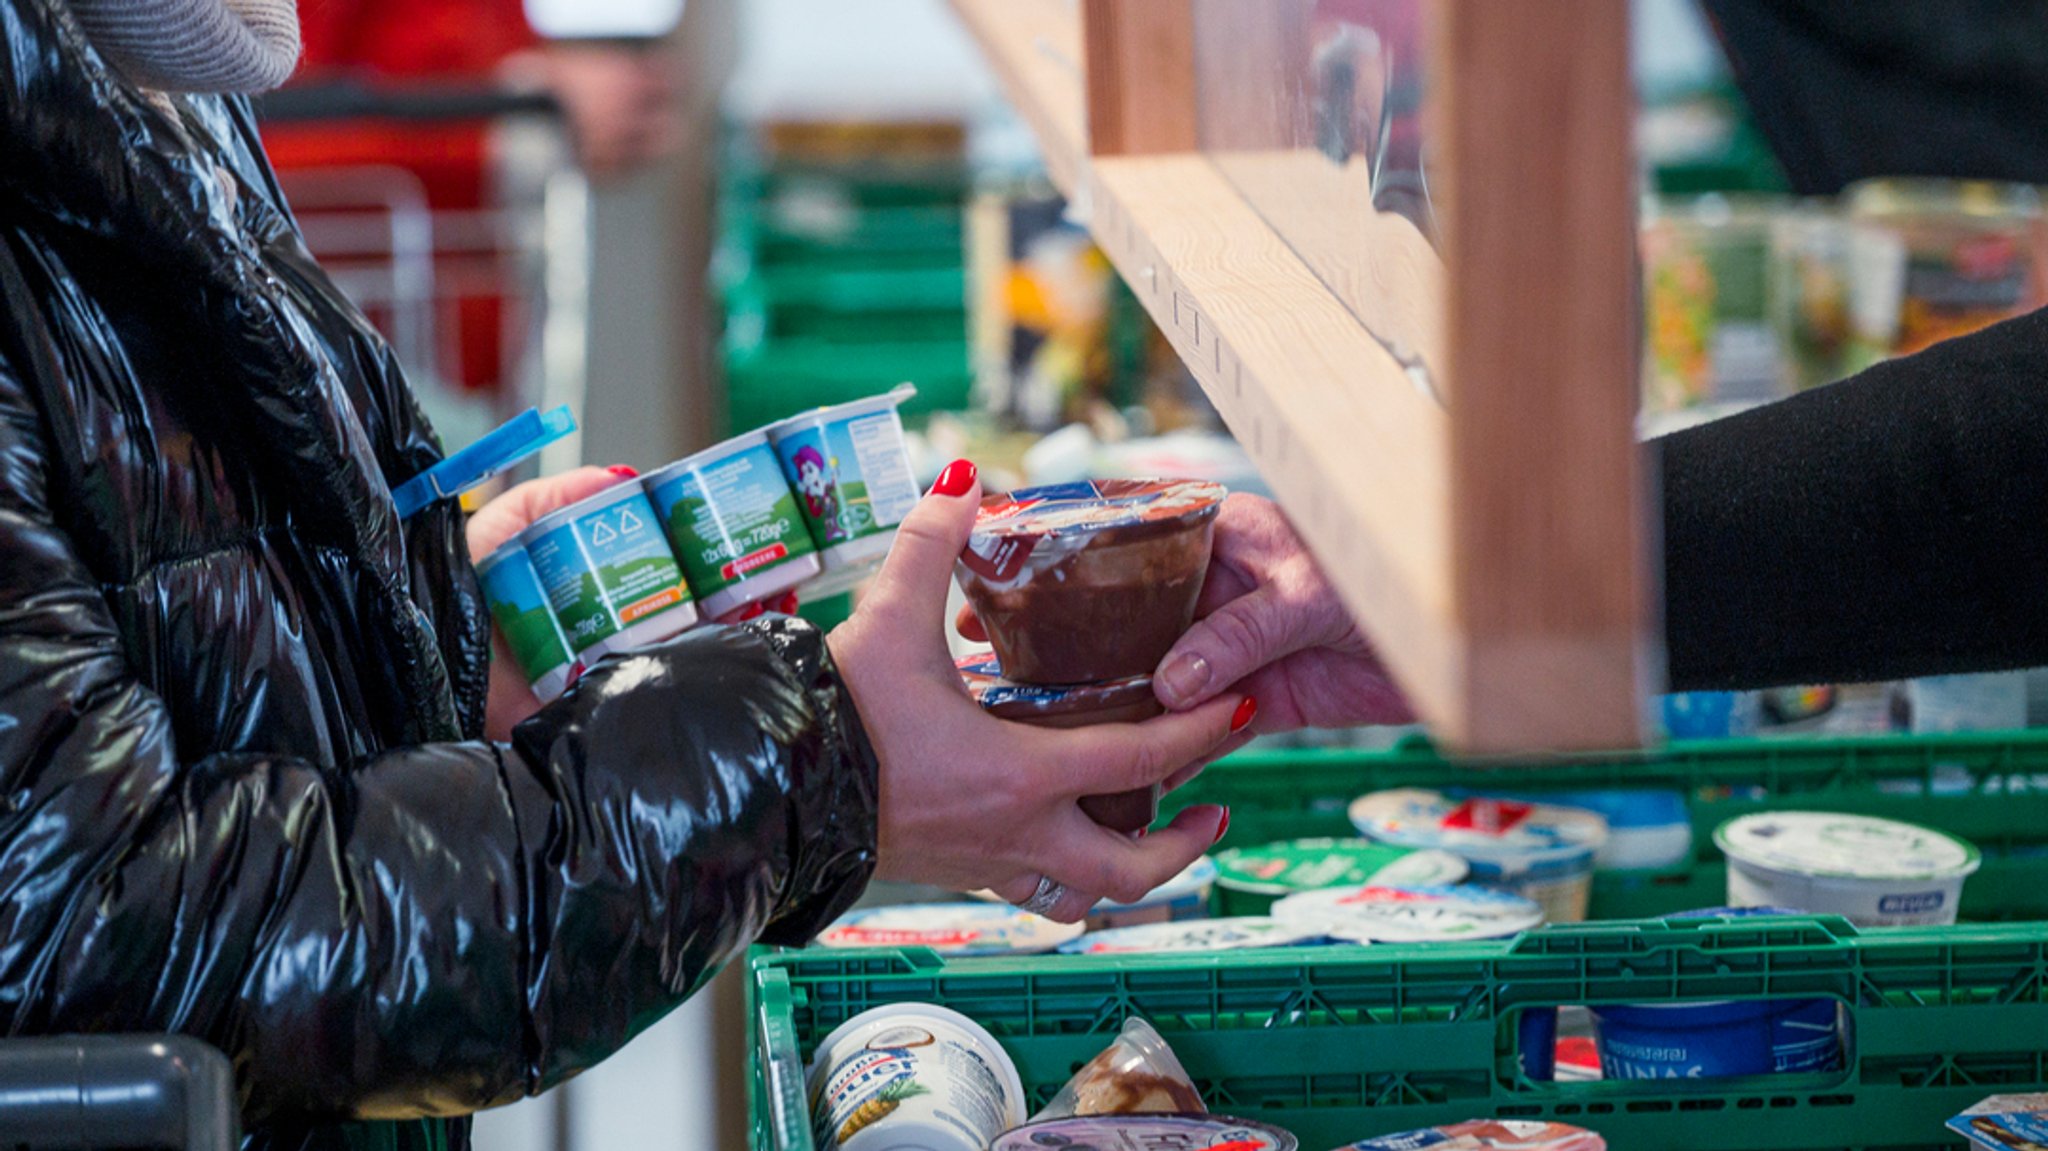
[1213,806,1231,844]
[607,464,639,480]
[1135,827,1148,839]
[1230,696,1258,734]
[932,458,977,497]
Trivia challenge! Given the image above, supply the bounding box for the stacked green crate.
[715,133,974,438]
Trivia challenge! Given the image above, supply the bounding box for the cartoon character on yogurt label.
[792,444,847,543]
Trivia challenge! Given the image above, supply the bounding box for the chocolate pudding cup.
[957,653,1167,833]
[956,479,1225,684]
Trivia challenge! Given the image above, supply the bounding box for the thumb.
[1152,584,1317,710]
[857,459,981,644]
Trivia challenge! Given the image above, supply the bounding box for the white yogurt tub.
[518,481,698,661]
[1271,883,1546,944]
[818,904,1082,956]
[1714,811,1981,925]
[808,1002,1026,1151]
[1057,916,1327,955]
[769,384,920,597]
[1349,790,1609,923]
[641,429,822,621]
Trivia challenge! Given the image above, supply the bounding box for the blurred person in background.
[0,2,1244,1149]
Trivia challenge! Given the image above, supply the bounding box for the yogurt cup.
[1531,790,1692,872]
[641,429,822,621]
[1212,838,1471,916]
[1271,884,1546,944]
[1713,811,1982,925]
[993,1114,1297,1150]
[1338,1120,1606,1150]
[956,652,1165,832]
[475,543,577,699]
[969,857,1217,932]
[819,904,1082,956]
[768,384,921,597]
[1058,916,1327,955]
[1948,1093,2048,1151]
[1593,995,1840,1080]
[519,482,697,660]
[807,1003,1026,1151]
[956,479,1226,684]
[1348,790,1608,924]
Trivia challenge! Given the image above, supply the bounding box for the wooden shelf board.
[947,0,1087,199]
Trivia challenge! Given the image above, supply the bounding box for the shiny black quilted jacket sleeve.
[0,348,880,1122]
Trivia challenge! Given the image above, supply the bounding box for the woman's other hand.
[829,461,1243,922]
[467,464,638,741]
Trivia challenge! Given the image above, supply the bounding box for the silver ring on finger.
[1015,875,1068,917]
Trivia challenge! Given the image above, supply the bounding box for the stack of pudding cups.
[954,479,1228,834]
[476,386,921,699]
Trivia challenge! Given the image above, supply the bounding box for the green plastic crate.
[721,340,972,436]
[749,734,2048,1150]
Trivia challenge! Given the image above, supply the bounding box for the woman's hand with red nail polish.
[826,459,1240,921]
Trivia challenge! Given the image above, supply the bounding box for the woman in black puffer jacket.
[0,2,1245,1148]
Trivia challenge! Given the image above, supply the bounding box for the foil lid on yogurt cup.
[992,1114,1298,1151]
[1713,812,1980,881]
[819,903,1082,956]
[1058,916,1327,955]
[1272,884,1545,944]
[961,479,1225,582]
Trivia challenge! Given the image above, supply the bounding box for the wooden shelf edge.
[947,0,1087,199]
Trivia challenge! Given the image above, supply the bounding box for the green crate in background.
[750,733,2048,1151]
[721,340,972,436]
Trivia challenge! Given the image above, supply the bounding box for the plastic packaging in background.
[807,1003,1026,1151]
[1212,839,1471,916]
[768,384,921,598]
[1500,791,1693,872]
[1843,178,2045,372]
[1641,194,1785,417]
[1348,790,1609,923]
[1908,671,2030,734]
[1030,1018,1204,1121]
[967,857,1218,932]
[640,429,821,621]
[518,482,698,660]
[1656,690,1762,739]
[474,544,576,700]
[1335,1120,1606,1150]
[819,904,1083,956]
[1769,204,1854,392]
[1715,812,1982,926]
[1948,1093,2048,1151]
[956,479,1225,684]
[993,1114,1298,1151]
[1271,884,1546,945]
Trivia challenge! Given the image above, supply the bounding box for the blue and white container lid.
[818,903,1081,956]
[1948,1093,2048,1150]
[1272,883,1545,944]
[1059,916,1326,955]
[1348,789,1608,882]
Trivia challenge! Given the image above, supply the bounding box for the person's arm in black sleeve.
[1660,305,2048,690]
[0,350,877,1123]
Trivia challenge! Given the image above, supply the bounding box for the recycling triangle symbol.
[617,507,643,534]
[590,520,618,545]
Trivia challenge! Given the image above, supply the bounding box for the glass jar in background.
[1843,178,2046,373]
[1641,195,1786,418]
[1768,203,1853,393]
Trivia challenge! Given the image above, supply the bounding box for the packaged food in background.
[1715,812,1981,926]
[1655,690,1761,740]
[475,544,579,699]
[968,857,1217,932]
[641,429,822,621]
[1331,1119,1606,1150]
[768,384,922,598]
[1030,1018,1204,1121]
[819,903,1083,956]
[956,478,1225,683]
[994,1114,1298,1151]
[1347,790,1608,923]
[1641,194,1785,416]
[1059,916,1328,955]
[1908,671,2030,734]
[1769,203,1854,392]
[1472,791,1692,872]
[1271,884,1545,945]
[1948,1093,2048,1150]
[518,482,698,661]
[1843,178,2045,372]
[807,1003,1026,1151]
[1212,838,1470,916]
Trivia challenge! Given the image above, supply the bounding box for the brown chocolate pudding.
[956,479,1224,684]
[957,654,1166,833]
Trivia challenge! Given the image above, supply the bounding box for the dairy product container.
[1714,811,1981,926]
[768,384,921,597]
[641,429,821,621]
[519,481,697,661]
[475,543,577,699]
[1348,790,1608,923]
[808,1002,1026,1151]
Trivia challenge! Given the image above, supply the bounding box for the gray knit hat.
[68,0,301,94]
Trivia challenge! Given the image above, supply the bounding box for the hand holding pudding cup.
[825,460,1245,922]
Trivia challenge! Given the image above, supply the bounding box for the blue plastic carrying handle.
[392,405,577,520]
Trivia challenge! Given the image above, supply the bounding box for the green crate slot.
[752,733,2048,1150]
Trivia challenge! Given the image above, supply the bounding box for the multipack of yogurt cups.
[478,386,920,697]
